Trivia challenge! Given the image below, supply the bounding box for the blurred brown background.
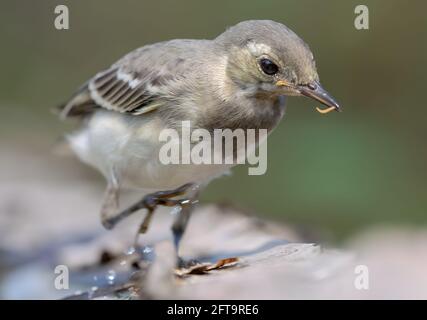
[1,0,426,241]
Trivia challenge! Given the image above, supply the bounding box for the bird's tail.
[53,81,96,120]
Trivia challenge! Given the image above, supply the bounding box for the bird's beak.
[299,81,341,114]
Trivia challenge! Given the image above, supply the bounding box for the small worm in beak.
[316,106,337,114]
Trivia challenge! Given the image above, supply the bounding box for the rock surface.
[1,145,427,299]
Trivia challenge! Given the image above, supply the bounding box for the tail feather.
[55,82,98,120]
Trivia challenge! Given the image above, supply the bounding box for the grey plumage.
[59,20,323,132]
[60,39,214,119]
[58,20,339,241]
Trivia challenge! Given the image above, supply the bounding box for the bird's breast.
[69,110,232,191]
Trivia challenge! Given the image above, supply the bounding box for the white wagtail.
[59,20,340,260]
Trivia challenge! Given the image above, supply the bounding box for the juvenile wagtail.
[59,20,340,260]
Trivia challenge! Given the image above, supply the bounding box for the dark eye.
[259,58,279,75]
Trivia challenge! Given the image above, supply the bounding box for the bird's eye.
[259,58,279,75]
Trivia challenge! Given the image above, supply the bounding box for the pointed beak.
[299,81,341,113]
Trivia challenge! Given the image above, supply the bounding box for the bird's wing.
[58,41,197,118]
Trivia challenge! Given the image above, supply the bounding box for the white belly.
[68,110,232,191]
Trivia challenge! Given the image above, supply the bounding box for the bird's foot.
[103,183,196,232]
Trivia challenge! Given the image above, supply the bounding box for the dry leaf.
[176,257,239,276]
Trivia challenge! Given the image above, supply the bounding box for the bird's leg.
[102,183,199,265]
[171,188,199,267]
[171,188,200,268]
[100,183,120,230]
[103,183,196,231]
[173,205,199,268]
[132,192,197,250]
[171,207,191,251]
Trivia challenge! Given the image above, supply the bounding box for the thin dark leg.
[103,183,195,230]
[172,205,192,251]
[171,188,200,268]
[172,206,195,268]
[100,184,119,230]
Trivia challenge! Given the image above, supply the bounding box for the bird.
[58,20,340,263]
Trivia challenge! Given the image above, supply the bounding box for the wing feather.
[58,39,207,118]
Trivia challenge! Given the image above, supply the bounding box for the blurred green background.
[1,0,426,241]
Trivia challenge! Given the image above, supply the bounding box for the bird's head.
[215,20,340,113]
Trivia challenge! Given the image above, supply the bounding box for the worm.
[316,106,337,114]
